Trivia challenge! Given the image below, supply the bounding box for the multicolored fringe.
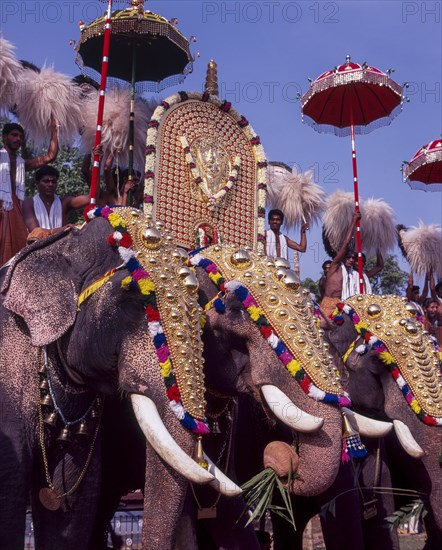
[86,207,209,435]
[190,254,351,408]
[332,302,442,427]
[341,434,368,462]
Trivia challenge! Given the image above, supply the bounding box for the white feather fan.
[400,223,442,277]
[266,162,326,229]
[0,37,23,112]
[323,191,397,257]
[79,87,157,174]
[14,66,83,147]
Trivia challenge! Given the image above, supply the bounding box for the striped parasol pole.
[89,0,113,204]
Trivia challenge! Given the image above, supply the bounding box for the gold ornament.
[112,208,207,420]
[345,294,442,418]
[202,245,342,395]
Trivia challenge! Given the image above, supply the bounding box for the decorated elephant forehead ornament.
[195,244,345,399]
[87,207,207,427]
[343,295,442,424]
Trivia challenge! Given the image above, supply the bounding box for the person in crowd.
[320,211,361,316]
[265,209,308,275]
[0,117,58,264]
[352,250,384,294]
[406,272,429,318]
[22,166,89,240]
[429,273,442,318]
[422,297,441,343]
[318,260,332,299]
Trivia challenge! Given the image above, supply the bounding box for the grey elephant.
[0,208,244,550]
[327,294,442,549]
[90,245,389,549]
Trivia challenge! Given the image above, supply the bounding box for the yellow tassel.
[77,269,116,310]
[343,340,356,363]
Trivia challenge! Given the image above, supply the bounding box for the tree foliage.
[301,277,320,301]
[365,254,409,296]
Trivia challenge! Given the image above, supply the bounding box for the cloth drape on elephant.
[0,194,28,265]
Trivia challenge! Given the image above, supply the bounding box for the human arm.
[429,270,436,299]
[366,250,384,278]
[286,223,309,252]
[22,198,40,232]
[419,272,430,304]
[406,272,414,301]
[25,115,59,171]
[333,211,361,265]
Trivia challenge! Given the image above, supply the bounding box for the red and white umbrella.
[403,139,442,192]
[301,56,404,292]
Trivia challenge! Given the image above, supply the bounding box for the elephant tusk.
[261,385,324,433]
[130,394,215,485]
[204,452,243,497]
[393,419,425,459]
[341,407,393,438]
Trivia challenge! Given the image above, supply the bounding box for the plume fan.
[399,223,442,277]
[323,191,397,257]
[79,87,157,174]
[0,37,23,112]
[14,66,83,147]
[266,162,326,230]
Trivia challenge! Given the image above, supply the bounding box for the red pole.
[89,0,113,204]
[350,120,365,294]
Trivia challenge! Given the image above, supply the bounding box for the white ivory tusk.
[393,419,425,459]
[204,452,243,497]
[261,385,324,433]
[342,407,393,438]
[130,394,215,484]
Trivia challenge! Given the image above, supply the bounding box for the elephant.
[0,208,245,550]
[326,294,442,549]
[88,245,390,550]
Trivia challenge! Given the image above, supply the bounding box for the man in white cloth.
[352,251,384,294]
[265,209,308,276]
[1,119,58,264]
[23,166,90,238]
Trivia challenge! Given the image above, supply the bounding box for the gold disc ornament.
[39,487,61,511]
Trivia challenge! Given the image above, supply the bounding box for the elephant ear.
[1,233,77,346]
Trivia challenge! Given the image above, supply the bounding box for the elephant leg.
[318,462,366,550]
[360,439,399,550]
[271,496,311,550]
[0,427,32,550]
[31,442,101,550]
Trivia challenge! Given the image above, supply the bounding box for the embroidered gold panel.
[117,208,206,420]
[346,295,442,418]
[203,245,343,395]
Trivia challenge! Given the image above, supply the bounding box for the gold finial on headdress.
[205,59,219,96]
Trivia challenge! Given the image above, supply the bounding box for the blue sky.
[1,0,441,282]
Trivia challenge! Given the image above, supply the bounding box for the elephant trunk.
[247,343,343,497]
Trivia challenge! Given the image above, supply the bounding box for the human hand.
[353,211,362,221]
[301,222,309,232]
[92,144,104,160]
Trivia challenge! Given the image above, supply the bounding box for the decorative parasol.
[402,139,442,192]
[75,0,193,202]
[301,56,404,292]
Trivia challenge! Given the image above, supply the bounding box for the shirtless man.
[22,166,89,239]
[0,118,58,264]
[320,211,361,316]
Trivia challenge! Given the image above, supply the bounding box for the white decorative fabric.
[266,229,288,259]
[33,194,62,229]
[352,271,373,295]
[0,148,25,211]
[341,264,358,300]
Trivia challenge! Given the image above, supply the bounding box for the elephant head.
[0,208,238,550]
[327,295,442,543]
[190,245,390,498]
